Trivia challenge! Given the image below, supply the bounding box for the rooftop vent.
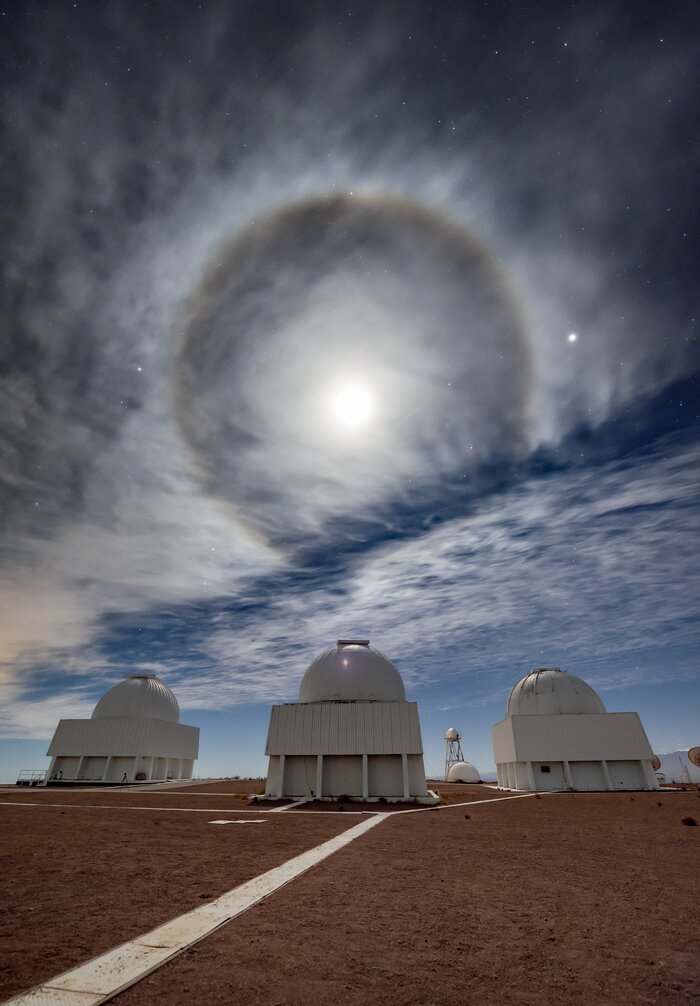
[337,638,370,647]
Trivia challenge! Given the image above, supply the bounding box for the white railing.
[16,769,47,786]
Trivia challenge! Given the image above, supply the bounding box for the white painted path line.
[0,793,539,821]
[208,819,267,825]
[2,814,386,1006]
[270,797,314,811]
[393,792,539,814]
[0,800,369,816]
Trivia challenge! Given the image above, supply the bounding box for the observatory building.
[264,639,436,802]
[447,760,482,783]
[46,675,199,784]
[492,667,658,792]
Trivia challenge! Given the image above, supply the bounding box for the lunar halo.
[172,192,532,553]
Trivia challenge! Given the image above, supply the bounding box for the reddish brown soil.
[3,788,699,1005]
[0,796,351,1000]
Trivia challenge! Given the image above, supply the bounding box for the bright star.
[568,332,578,343]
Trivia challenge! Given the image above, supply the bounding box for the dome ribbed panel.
[92,676,180,722]
[506,668,606,717]
[299,643,406,702]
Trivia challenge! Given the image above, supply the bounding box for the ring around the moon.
[173,193,531,548]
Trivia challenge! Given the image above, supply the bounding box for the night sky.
[1,1,698,780]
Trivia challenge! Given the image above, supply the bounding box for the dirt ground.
[0,793,351,1000]
[2,787,699,1005]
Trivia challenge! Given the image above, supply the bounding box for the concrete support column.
[401,753,410,800]
[362,754,369,800]
[103,757,112,782]
[641,759,658,790]
[563,760,574,790]
[315,754,323,799]
[527,761,536,791]
[601,760,613,791]
[148,757,155,781]
[277,754,285,799]
[76,756,85,781]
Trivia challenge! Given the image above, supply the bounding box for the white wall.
[531,761,566,790]
[48,718,199,760]
[368,754,403,797]
[283,755,316,797]
[323,756,363,798]
[493,712,654,764]
[606,760,645,790]
[569,761,607,789]
[266,701,424,756]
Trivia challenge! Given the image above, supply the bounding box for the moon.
[329,382,375,429]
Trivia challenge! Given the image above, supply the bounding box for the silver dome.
[506,667,606,717]
[91,675,180,722]
[299,640,406,703]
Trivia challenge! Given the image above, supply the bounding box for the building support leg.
[401,753,410,800]
[362,754,368,800]
[315,754,323,799]
[641,759,658,790]
[277,754,285,799]
[601,760,613,791]
[563,760,574,790]
[527,761,536,791]
[103,757,112,783]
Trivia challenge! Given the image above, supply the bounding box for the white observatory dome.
[299,639,406,703]
[447,761,482,783]
[91,675,180,723]
[506,667,606,717]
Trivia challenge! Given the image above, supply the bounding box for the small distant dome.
[506,667,606,717]
[92,675,180,723]
[445,727,459,741]
[447,761,482,783]
[299,640,406,703]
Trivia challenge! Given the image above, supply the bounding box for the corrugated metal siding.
[265,702,424,756]
[47,718,199,759]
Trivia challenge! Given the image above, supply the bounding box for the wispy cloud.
[1,4,697,743]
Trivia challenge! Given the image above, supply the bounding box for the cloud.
[141,430,700,714]
[1,4,697,740]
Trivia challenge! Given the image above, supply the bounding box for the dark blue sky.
[0,1,698,780]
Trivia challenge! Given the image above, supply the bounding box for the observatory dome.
[506,668,606,717]
[91,675,180,723]
[299,640,406,703]
[447,761,482,783]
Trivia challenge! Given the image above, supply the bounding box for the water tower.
[444,727,464,781]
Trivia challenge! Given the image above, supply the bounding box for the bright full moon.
[329,382,375,429]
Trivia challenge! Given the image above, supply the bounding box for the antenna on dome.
[444,727,464,781]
